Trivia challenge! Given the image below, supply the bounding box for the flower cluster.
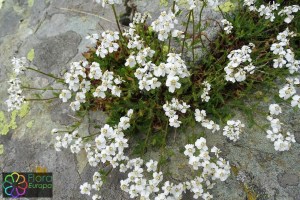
[266,104,296,151]
[187,0,220,9]
[62,111,231,200]
[206,0,220,8]
[257,2,280,22]
[96,31,119,58]
[163,98,190,128]
[62,61,88,111]
[55,110,133,198]
[131,52,190,93]
[6,57,28,112]
[244,0,279,22]
[270,28,299,74]
[54,130,77,151]
[187,0,197,10]
[151,10,182,41]
[222,120,245,142]
[119,138,230,200]
[278,5,300,24]
[184,137,230,198]
[224,43,256,83]
[120,158,162,199]
[123,12,151,50]
[61,59,123,111]
[244,0,299,24]
[94,0,122,7]
[80,172,103,200]
[12,57,27,75]
[279,78,297,100]
[194,109,220,133]
[221,19,233,34]
[243,0,256,11]
[86,33,99,44]
[200,81,211,102]
[6,78,25,112]
[92,69,123,99]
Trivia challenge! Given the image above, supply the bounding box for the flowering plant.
[6,0,300,199]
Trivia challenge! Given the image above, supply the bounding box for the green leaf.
[0,144,4,155]
[27,49,35,61]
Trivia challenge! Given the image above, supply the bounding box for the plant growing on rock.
[6,0,300,199]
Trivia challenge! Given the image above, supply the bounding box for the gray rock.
[278,173,299,188]
[295,131,300,144]
[0,8,20,38]
[1,0,300,200]
[33,30,81,74]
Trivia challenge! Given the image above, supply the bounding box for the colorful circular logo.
[2,172,28,198]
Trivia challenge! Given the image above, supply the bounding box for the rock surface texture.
[0,0,299,200]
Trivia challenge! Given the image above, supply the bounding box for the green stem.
[181,10,192,55]
[21,86,62,91]
[27,67,64,81]
[192,10,195,65]
[198,3,208,53]
[168,1,176,54]
[143,125,152,154]
[218,5,226,19]
[198,3,205,33]
[82,132,101,139]
[112,5,123,37]
[173,128,177,142]
[25,97,58,101]
[163,122,169,147]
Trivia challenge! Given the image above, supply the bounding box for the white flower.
[189,156,201,170]
[278,5,300,24]
[111,86,122,97]
[274,139,290,151]
[195,138,207,150]
[70,138,83,153]
[89,62,102,80]
[195,109,206,122]
[80,182,92,195]
[93,86,106,99]
[151,11,178,41]
[86,33,99,44]
[12,57,27,75]
[269,104,282,115]
[125,55,137,68]
[166,76,181,93]
[70,101,81,111]
[184,144,195,157]
[6,78,25,112]
[214,168,229,182]
[146,160,158,172]
[92,194,101,200]
[291,95,300,108]
[223,120,245,142]
[257,2,280,22]
[269,118,281,133]
[279,84,296,100]
[225,44,255,82]
[101,124,114,137]
[221,19,233,34]
[169,115,181,128]
[207,0,220,8]
[266,130,277,142]
[95,135,106,150]
[95,0,122,7]
[201,81,211,102]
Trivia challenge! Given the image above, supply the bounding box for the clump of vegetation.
[6,0,300,199]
